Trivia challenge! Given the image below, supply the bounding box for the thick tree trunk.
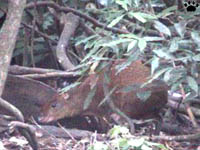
[0,0,26,96]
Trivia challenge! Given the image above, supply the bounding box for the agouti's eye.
[51,103,57,108]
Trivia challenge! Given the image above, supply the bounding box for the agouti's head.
[38,75,96,123]
[38,93,76,123]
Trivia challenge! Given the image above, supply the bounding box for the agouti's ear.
[63,93,69,100]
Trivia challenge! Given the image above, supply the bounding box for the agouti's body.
[39,60,168,124]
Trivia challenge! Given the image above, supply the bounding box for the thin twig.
[26,1,129,34]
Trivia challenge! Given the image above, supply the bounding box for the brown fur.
[39,60,168,123]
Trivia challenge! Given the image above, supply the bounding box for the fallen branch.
[56,13,79,70]
[9,65,59,75]
[150,131,200,142]
[9,65,80,79]
[167,99,200,117]
[18,71,80,79]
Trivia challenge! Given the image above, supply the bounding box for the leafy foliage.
[0,0,199,111]
[88,126,167,150]
[0,0,198,108]
[1,0,200,148]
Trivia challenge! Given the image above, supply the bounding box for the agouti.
[38,60,168,126]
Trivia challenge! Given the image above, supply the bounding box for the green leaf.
[108,125,129,137]
[102,38,132,47]
[171,79,183,92]
[81,46,99,62]
[129,12,157,23]
[139,13,157,20]
[84,86,97,110]
[120,34,140,40]
[98,86,117,107]
[191,32,200,47]
[138,38,147,51]
[153,49,174,59]
[115,0,129,11]
[193,54,200,61]
[84,38,97,49]
[163,68,173,82]
[174,21,186,38]
[128,138,145,147]
[89,141,108,150]
[157,6,177,17]
[168,69,186,84]
[187,76,198,93]
[76,35,98,45]
[136,91,152,102]
[129,12,146,23]
[148,67,170,83]
[91,56,110,61]
[115,51,140,74]
[144,36,165,41]
[153,21,171,36]
[151,57,159,75]
[60,82,81,93]
[104,72,111,84]
[145,141,168,150]
[184,93,197,103]
[127,40,137,52]
[169,39,179,52]
[108,14,125,27]
[115,61,131,74]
